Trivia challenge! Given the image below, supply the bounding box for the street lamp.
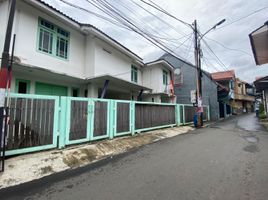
[193,19,226,127]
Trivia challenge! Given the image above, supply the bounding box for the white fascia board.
[82,26,143,64]
[145,60,174,71]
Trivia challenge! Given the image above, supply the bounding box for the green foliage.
[259,113,267,119]
[259,103,265,114]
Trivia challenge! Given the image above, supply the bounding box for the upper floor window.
[38,18,70,60]
[131,65,138,83]
[230,80,234,90]
[163,70,168,85]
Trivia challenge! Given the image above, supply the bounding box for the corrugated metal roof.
[211,70,235,81]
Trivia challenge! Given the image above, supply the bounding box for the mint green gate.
[5,93,59,156]
[62,97,111,146]
[113,100,133,137]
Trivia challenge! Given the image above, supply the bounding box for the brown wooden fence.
[69,100,88,140]
[7,97,55,150]
[116,102,130,133]
[135,103,176,130]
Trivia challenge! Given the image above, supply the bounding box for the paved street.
[1,113,268,200]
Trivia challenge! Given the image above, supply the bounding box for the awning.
[86,75,151,93]
[254,76,268,92]
[249,21,268,65]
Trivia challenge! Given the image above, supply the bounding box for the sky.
[43,0,268,83]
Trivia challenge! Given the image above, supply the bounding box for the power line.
[139,0,193,29]
[204,36,268,60]
[87,0,193,60]
[203,44,229,71]
[215,5,268,30]
[130,0,188,37]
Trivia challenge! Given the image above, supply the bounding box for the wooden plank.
[116,102,130,133]
[93,101,107,137]
[69,101,87,140]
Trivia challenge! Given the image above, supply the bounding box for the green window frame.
[37,18,70,60]
[15,79,30,94]
[131,65,138,83]
[163,70,168,85]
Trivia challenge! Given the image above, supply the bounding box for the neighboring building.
[232,78,254,114]
[254,76,268,115]
[0,0,174,102]
[142,59,175,103]
[160,54,219,121]
[249,21,268,65]
[212,70,254,116]
[212,70,235,118]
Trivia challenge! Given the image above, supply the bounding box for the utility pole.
[0,0,16,172]
[192,19,226,127]
[193,20,203,127]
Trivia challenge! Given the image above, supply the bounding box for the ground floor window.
[15,79,30,94]
[72,88,79,97]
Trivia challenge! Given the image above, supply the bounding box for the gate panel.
[69,101,88,140]
[5,93,59,156]
[65,97,91,145]
[92,100,109,140]
[114,101,131,136]
[184,105,196,124]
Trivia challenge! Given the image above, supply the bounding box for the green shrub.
[259,113,266,119]
[259,103,265,114]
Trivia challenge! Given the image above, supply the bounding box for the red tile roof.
[211,70,235,81]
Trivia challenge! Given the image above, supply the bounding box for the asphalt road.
[1,113,268,200]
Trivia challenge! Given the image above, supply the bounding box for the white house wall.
[142,64,171,93]
[93,38,142,85]
[0,0,10,54]
[11,1,86,79]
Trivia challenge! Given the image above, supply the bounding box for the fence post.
[182,105,186,125]
[59,96,67,149]
[176,104,181,126]
[131,101,135,135]
[109,100,115,139]
[207,105,211,121]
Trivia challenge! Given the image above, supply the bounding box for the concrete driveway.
[1,113,268,200]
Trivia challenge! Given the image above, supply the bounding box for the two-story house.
[0,0,174,102]
[161,54,219,121]
[212,70,254,116]
[232,78,254,114]
[211,70,235,118]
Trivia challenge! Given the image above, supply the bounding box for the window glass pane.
[58,28,69,37]
[39,28,53,54]
[40,19,54,30]
[56,36,68,59]
[131,66,138,83]
[39,30,43,51]
[163,70,168,85]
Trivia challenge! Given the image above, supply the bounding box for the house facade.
[211,70,235,118]
[160,54,219,121]
[212,70,254,116]
[0,0,174,102]
[232,78,254,114]
[254,76,268,115]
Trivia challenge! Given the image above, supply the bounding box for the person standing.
[255,100,260,118]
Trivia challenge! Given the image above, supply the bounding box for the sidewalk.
[0,126,194,189]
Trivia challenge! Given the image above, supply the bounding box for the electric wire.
[215,5,268,31]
